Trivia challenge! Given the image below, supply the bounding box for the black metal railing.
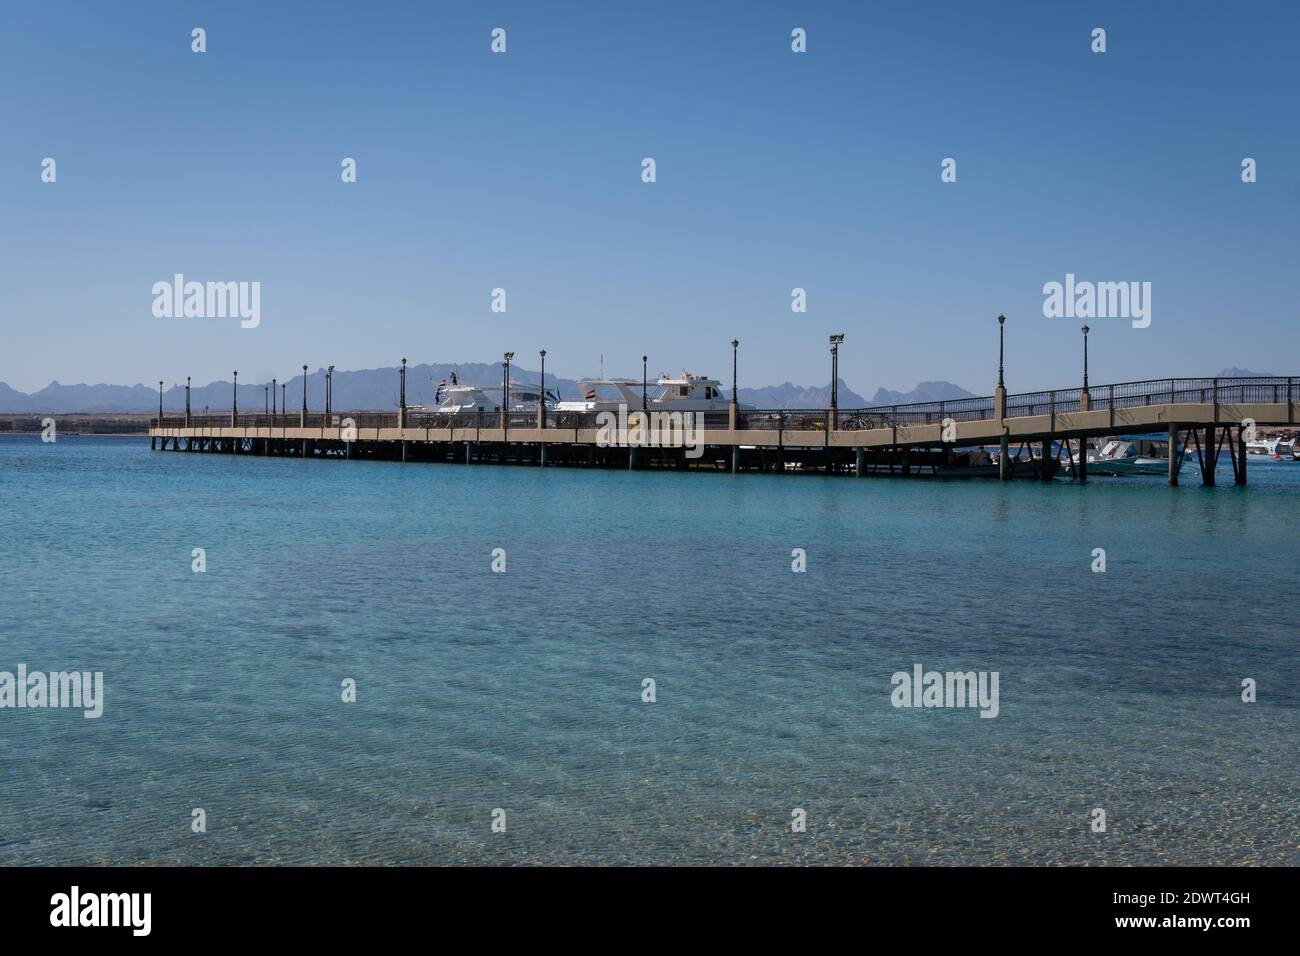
[1088,377,1297,412]
[542,410,599,429]
[740,409,823,431]
[504,411,536,428]
[151,377,1298,433]
[403,411,469,429]
[1004,387,1085,418]
[734,377,1297,430]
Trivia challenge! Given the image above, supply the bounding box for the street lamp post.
[729,339,740,433]
[1081,324,1090,390]
[828,334,845,419]
[997,314,1006,388]
[272,378,277,419]
[281,383,286,422]
[539,349,547,429]
[1080,323,1092,482]
[264,385,268,415]
[503,352,514,428]
[397,358,407,430]
[158,380,163,424]
[327,365,335,416]
[995,315,1009,479]
[232,371,238,424]
[731,339,739,398]
[185,376,191,425]
[301,365,308,415]
[642,355,648,410]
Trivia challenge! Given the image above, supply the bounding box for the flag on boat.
[585,387,598,401]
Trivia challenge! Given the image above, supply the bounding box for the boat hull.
[1086,455,1182,477]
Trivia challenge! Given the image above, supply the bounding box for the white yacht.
[1245,435,1296,458]
[554,372,748,414]
[430,377,554,414]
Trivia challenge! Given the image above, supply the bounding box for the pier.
[148,376,1298,486]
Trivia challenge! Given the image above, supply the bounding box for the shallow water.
[1,435,1296,865]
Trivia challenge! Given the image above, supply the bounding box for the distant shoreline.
[0,414,150,437]
[0,431,149,437]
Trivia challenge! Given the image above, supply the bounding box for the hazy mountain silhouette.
[734,380,869,409]
[0,364,974,413]
[869,381,976,406]
[1216,367,1277,377]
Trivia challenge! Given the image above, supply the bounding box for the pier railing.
[1092,376,1296,409]
[544,410,599,429]
[742,410,821,431]
[151,377,1297,432]
[856,394,999,427]
[406,410,480,430]
[1004,388,1085,418]
[742,397,1001,431]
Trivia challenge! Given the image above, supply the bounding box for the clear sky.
[1,1,1296,395]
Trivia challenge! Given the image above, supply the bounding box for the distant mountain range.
[869,380,978,405]
[0,364,976,413]
[1216,367,1277,377]
[735,380,869,409]
[1,364,1272,414]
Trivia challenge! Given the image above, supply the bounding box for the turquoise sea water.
[1,435,1297,865]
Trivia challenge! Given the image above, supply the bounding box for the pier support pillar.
[1078,439,1088,482]
[401,440,407,463]
[540,445,549,467]
[1203,426,1216,486]
[629,447,638,470]
[1168,424,1179,486]
[998,435,1009,481]
[1236,428,1247,486]
[301,439,308,457]
[855,448,865,477]
[465,442,474,464]
[731,446,741,473]
[151,435,156,450]
[346,442,351,460]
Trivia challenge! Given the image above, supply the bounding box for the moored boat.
[1246,435,1296,459]
[1086,435,1190,476]
[554,371,747,415]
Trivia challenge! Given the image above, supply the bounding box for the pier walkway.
[149,376,1299,486]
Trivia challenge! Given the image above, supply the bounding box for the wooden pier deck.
[149,376,1298,486]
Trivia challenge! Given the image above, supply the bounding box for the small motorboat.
[1086,435,1190,477]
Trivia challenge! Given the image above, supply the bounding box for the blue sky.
[1,1,1296,395]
